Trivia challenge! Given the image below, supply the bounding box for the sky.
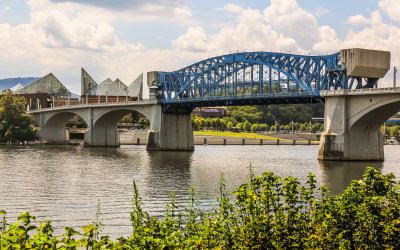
[0,0,399,94]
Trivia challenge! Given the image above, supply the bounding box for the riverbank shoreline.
[119,130,320,145]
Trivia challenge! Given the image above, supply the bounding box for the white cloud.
[48,0,192,21]
[173,0,340,54]
[2,0,400,93]
[313,7,329,17]
[379,0,400,23]
[347,14,370,26]
[224,3,243,13]
[172,26,208,52]
[4,6,11,11]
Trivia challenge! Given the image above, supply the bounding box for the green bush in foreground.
[1,167,400,249]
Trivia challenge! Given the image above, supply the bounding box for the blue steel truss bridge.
[154,51,379,109]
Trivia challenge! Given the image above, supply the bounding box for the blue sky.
[0,0,399,94]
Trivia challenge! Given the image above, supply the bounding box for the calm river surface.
[0,144,399,238]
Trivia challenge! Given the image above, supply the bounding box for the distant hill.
[0,77,40,92]
[71,92,80,98]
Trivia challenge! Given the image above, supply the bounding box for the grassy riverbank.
[194,130,319,143]
[1,167,400,248]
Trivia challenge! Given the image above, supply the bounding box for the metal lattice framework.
[157,51,369,108]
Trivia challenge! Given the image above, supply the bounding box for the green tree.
[210,119,217,130]
[311,124,320,133]
[205,118,212,130]
[236,123,243,130]
[222,117,237,127]
[0,90,35,142]
[227,122,233,131]
[259,124,268,131]
[76,116,88,128]
[392,128,400,143]
[220,120,227,131]
[250,124,258,132]
[120,115,133,123]
[243,120,252,132]
[284,125,290,131]
[227,106,263,123]
[200,118,206,130]
[299,124,307,132]
[319,124,325,132]
[138,117,150,129]
[194,118,202,131]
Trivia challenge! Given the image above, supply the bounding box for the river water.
[0,144,399,238]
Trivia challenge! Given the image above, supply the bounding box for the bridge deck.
[321,87,400,96]
[27,100,157,114]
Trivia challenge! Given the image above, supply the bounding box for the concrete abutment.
[318,89,400,161]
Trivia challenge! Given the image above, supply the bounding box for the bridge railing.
[321,87,400,96]
[27,99,156,113]
[159,91,317,103]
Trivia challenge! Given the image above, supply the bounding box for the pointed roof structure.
[128,73,143,99]
[114,78,128,92]
[17,73,71,96]
[81,68,98,96]
[90,78,127,96]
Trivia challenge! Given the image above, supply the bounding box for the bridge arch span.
[38,111,89,144]
[349,96,400,131]
[159,52,341,104]
[87,107,154,147]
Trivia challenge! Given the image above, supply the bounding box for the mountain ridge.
[0,77,40,91]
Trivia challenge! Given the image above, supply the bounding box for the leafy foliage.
[1,167,400,248]
[0,90,36,142]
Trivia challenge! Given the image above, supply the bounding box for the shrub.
[1,167,400,249]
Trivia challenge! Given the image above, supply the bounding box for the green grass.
[194,130,296,142]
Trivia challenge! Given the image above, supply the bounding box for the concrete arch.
[41,111,89,144]
[87,107,154,147]
[30,102,194,150]
[349,96,400,131]
[347,97,400,161]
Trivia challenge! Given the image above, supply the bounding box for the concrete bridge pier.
[37,112,75,144]
[318,89,400,161]
[81,104,194,150]
[146,106,194,151]
[84,108,122,147]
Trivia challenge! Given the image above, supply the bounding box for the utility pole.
[394,66,398,88]
[291,121,294,134]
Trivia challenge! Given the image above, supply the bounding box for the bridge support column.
[84,107,120,147]
[146,106,194,151]
[318,95,384,161]
[37,112,72,144]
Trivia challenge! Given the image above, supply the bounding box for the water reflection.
[144,151,193,213]
[318,160,384,195]
[0,144,399,239]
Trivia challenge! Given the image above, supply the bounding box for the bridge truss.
[157,52,372,108]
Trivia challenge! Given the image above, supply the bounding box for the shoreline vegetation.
[194,130,319,143]
[1,167,400,249]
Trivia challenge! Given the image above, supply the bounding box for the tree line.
[192,116,324,133]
